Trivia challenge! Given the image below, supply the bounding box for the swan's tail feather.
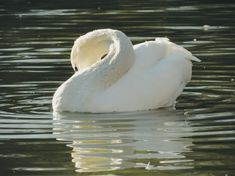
[154,37,201,63]
[191,56,201,62]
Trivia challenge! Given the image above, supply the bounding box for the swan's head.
[70,29,116,72]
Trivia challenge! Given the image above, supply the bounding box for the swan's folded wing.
[133,40,168,71]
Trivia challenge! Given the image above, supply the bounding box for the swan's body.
[52,29,200,113]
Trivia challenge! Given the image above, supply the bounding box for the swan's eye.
[100,54,107,60]
[74,66,78,72]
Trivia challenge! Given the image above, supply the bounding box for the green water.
[0,0,235,175]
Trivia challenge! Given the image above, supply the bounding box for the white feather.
[52,29,199,113]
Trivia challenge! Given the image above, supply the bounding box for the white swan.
[52,29,200,113]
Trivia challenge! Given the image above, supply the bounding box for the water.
[0,0,235,175]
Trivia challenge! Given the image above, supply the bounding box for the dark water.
[0,0,235,175]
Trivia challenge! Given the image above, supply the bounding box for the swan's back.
[132,39,167,72]
[93,38,195,112]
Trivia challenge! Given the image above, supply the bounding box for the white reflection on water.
[53,110,193,172]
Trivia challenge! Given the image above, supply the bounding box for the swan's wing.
[132,40,168,71]
[132,37,200,75]
[155,37,201,63]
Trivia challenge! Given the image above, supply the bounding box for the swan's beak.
[72,63,76,71]
[72,63,78,72]
[191,56,201,62]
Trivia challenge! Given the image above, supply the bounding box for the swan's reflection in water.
[53,110,193,172]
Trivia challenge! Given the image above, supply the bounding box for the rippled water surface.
[0,0,235,175]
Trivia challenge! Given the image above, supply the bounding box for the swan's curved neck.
[71,29,135,88]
